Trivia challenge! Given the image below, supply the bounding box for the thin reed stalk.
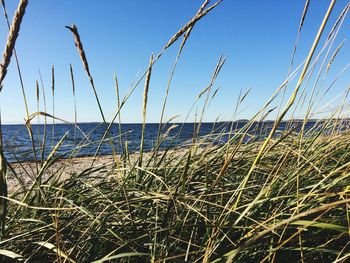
[39,70,47,166]
[51,65,55,147]
[65,24,118,165]
[70,63,77,145]
[35,80,41,163]
[0,2,29,227]
[195,55,225,137]
[277,0,310,120]
[114,74,123,155]
[0,0,27,86]
[138,54,153,181]
[0,0,39,172]
[155,0,210,151]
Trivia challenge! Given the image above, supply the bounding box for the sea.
[1,120,348,162]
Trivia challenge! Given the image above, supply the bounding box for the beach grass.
[0,0,349,262]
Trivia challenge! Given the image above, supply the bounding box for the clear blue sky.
[0,0,350,123]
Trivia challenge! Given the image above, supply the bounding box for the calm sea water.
[1,120,347,162]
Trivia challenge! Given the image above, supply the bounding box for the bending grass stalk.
[86,0,222,168]
[328,3,350,41]
[232,0,336,221]
[276,0,310,122]
[25,111,89,144]
[0,0,27,86]
[326,40,345,73]
[225,88,251,158]
[70,63,78,146]
[284,5,348,133]
[294,4,350,144]
[158,0,222,60]
[288,0,310,75]
[195,55,225,137]
[302,10,348,130]
[155,27,192,156]
[155,0,211,154]
[65,24,118,165]
[138,54,153,182]
[0,0,28,117]
[0,1,27,236]
[0,0,39,172]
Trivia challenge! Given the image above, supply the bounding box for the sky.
[0,0,350,124]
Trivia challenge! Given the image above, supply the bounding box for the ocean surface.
[1,120,347,162]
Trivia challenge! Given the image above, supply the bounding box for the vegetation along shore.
[0,0,349,262]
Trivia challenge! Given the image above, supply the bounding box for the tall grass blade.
[138,54,153,181]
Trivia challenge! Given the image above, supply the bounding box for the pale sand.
[7,155,116,193]
[6,148,191,193]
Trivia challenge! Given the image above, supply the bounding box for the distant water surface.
[1,121,348,162]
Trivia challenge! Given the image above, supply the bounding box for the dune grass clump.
[0,0,349,262]
[3,128,350,262]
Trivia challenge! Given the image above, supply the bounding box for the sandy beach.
[7,155,116,193]
[6,148,191,193]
